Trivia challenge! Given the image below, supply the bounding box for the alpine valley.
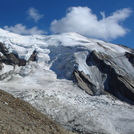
[0,28,134,134]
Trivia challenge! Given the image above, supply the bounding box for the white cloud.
[4,24,46,35]
[50,7,132,40]
[27,7,44,22]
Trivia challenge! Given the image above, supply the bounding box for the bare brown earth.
[0,89,77,134]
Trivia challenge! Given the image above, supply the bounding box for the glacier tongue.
[0,29,134,134]
[1,66,134,134]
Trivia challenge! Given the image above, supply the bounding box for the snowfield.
[0,28,134,134]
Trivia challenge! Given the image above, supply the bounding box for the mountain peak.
[0,28,134,134]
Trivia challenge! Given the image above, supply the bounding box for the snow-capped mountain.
[0,28,134,134]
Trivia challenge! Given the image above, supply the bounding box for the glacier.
[0,28,134,134]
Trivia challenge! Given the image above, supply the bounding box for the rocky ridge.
[74,50,134,104]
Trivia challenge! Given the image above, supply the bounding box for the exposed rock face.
[28,50,38,62]
[74,70,96,96]
[0,42,26,66]
[74,50,134,104]
[125,52,134,66]
[0,42,38,81]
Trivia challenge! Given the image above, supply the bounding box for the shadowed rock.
[0,42,26,66]
[74,50,134,104]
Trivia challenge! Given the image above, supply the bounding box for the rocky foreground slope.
[0,89,76,134]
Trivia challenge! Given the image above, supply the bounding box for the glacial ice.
[0,28,134,134]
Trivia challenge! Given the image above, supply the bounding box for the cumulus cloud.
[27,7,44,22]
[50,7,132,40]
[4,24,46,35]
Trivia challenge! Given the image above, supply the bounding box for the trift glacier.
[0,28,134,134]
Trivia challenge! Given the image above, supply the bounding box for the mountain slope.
[0,28,134,134]
[0,89,76,134]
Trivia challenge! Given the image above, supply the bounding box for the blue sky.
[0,0,134,48]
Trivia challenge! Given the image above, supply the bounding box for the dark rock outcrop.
[0,42,26,66]
[74,50,134,104]
[0,42,38,68]
[125,52,134,66]
[74,70,94,95]
[0,42,39,80]
[28,50,38,62]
